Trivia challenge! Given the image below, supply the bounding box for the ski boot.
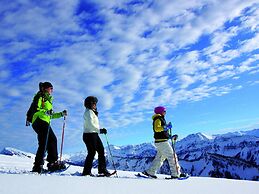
[166,173,189,179]
[31,165,47,173]
[179,173,188,178]
[142,171,157,179]
[47,161,66,172]
[98,169,113,177]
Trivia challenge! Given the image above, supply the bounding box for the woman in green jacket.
[31,82,67,173]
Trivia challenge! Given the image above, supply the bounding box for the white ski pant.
[146,141,181,176]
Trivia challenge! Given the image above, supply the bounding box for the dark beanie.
[84,96,98,108]
[42,82,53,89]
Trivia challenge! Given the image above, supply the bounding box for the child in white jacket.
[82,96,111,176]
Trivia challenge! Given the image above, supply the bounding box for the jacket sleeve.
[51,112,63,119]
[154,119,164,132]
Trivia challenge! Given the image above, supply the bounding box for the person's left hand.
[61,110,68,116]
[100,128,107,134]
[167,122,172,129]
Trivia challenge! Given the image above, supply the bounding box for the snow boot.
[32,165,47,173]
[98,169,112,177]
[47,161,66,172]
[179,173,188,178]
[167,173,189,179]
[142,171,157,179]
[168,175,179,179]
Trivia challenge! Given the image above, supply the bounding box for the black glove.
[100,128,107,134]
[61,110,67,116]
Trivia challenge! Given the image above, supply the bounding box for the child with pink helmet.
[142,106,187,179]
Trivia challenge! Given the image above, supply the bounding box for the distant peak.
[181,132,212,143]
[197,132,213,140]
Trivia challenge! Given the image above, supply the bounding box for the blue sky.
[0,0,258,154]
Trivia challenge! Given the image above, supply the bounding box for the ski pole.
[171,137,180,175]
[42,121,51,174]
[105,134,118,177]
[59,116,66,161]
[169,125,180,175]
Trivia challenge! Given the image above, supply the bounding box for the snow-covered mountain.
[176,130,259,180]
[1,129,258,181]
[67,129,259,181]
[0,147,35,159]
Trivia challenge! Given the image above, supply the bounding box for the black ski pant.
[32,118,58,166]
[82,133,106,174]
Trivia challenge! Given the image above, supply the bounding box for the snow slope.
[0,154,258,194]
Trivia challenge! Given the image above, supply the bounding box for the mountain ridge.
[1,129,258,180]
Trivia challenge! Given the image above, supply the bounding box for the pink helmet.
[154,106,166,114]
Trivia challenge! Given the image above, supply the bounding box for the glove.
[164,126,169,131]
[61,110,68,116]
[164,122,172,131]
[100,128,107,134]
[46,109,54,116]
[167,122,172,129]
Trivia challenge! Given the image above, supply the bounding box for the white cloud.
[173,51,210,75]
[0,0,259,151]
[240,5,259,30]
[109,65,143,103]
[240,33,259,53]
[1,1,69,39]
[238,54,259,73]
[179,75,196,89]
